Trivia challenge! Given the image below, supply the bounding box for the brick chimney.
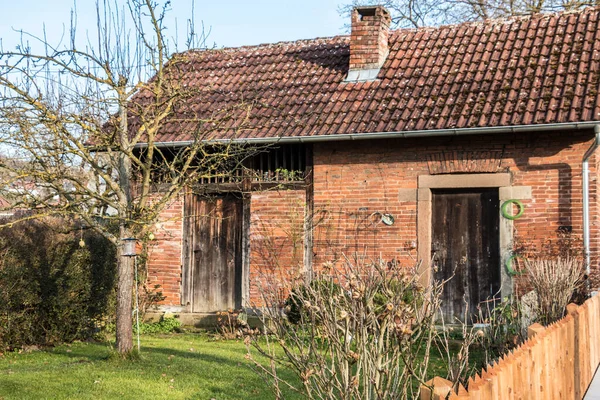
[346,6,391,82]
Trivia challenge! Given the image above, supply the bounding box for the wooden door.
[183,194,243,313]
[431,188,500,323]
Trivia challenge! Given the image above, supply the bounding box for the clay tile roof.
[141,7,600,142]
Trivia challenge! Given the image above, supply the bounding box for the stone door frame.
[417,173,531,299]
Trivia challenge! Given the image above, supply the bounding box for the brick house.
[144,6,600,320]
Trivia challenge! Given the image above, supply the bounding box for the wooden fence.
[420,294,600,400]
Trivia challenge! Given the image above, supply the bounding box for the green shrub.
[0,218,116,350]
[372,277,421,315]
[475,296,525,365]
[134,315,182,334]
[284,279,342,325]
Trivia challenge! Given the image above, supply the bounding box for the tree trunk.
[115,238,134,354]
[115,89,134,354]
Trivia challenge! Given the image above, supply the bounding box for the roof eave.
[134,121,600,149]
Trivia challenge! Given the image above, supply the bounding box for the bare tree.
[0,0,257,354]
[340,0,600,28]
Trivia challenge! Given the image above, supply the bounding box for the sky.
[0,0,349,51]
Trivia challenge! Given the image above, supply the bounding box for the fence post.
[420,377,455,400]
[528,323,545,339]
[567,302,580,400]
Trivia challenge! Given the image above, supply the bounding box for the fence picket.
[420,295,600,400]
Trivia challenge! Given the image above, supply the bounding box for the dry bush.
[137,284,166,319]
[215,309,257,340]
[246,257,444,400]
[525,256,584,326]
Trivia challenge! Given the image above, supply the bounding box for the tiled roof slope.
[145,7,600,142]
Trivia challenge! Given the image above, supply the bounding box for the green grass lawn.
[0,333,483,400]
[0,333,301,400]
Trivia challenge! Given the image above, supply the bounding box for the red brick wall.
[312,131,599,288]
[248,189,305,306]
[312,139,419,269]
[145,196,184,306]
[146,130,600,310]
[147,190,306,308]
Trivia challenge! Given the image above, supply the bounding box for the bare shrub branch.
[525,256,584,325]
[246,257,444,400]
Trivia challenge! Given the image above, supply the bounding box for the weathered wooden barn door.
[431,188,500,323]
[183,194,243,313]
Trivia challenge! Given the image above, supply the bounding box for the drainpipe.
[582,124,600,276]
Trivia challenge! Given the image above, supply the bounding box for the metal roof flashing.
[344,67,382,82]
